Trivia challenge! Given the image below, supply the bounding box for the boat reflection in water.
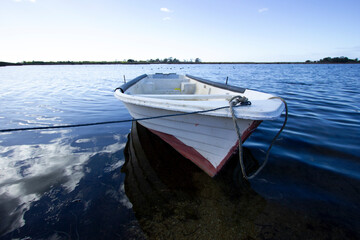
[122,122,355,239]
[123,122,263,239]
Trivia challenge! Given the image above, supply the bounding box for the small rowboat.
[114,73,284,177]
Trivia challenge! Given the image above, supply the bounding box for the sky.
[1,0,359,62]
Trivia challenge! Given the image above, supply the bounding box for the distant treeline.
[0,61,18,67]
[1,56,359,67]
[0,58,202,67]
[306,57,359,64]
[128,57,202,63]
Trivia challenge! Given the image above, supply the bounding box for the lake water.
[0,64,359,239]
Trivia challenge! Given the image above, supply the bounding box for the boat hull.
[124,102,261,177]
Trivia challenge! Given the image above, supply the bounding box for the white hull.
[114,73,284,177]
[123,103,260,177]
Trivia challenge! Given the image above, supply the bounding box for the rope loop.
[229,96,288,180]
[230,96,251,107]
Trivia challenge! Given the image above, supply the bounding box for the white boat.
[114,73,284,177]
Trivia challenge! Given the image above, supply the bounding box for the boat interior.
[126,73,239,101]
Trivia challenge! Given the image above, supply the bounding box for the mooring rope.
[229,96,288,180]
[0,106,232,133]
[1,97,287,181]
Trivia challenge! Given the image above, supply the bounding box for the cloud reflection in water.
[0,130,126,236]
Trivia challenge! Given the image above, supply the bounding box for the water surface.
[0,64,359,239]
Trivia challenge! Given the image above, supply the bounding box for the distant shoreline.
[1,61,309,67]
[1,58,359,67]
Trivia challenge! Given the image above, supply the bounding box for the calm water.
[0,64,359,239]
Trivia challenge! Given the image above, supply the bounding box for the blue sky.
[1,0,359,62]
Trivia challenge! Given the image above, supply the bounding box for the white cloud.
[258,8,269,13]
[160,7,172,13]
[163,17,171,21]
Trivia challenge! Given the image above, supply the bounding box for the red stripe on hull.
[145,120,262,177]
[214,120,262,173]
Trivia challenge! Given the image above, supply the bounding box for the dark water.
[0,64,359,239]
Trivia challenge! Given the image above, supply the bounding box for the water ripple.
[1,64,360,238]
